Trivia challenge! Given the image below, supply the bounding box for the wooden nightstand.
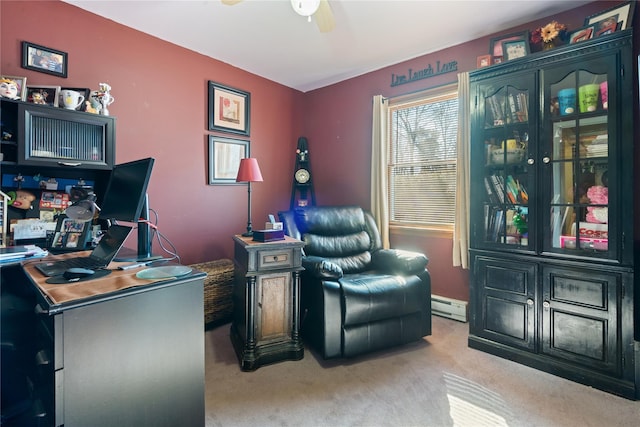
[230,235,305,371]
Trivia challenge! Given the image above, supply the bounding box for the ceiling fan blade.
[221,0,243,5]
[315,0,335,33]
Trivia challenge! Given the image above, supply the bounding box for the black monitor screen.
[99,158,154,222]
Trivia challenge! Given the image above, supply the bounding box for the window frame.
[387,84,459,235]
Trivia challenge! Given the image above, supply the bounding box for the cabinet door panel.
[257,272,291,342]
[541,266,620,375]
[472,256,536,350]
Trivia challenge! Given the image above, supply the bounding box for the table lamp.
[65,187,100,222]
[236,158,263,237]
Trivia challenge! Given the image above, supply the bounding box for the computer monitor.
[99,157,155,261]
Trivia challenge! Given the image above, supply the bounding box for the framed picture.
[489,31,529,63]
[208,136,249,185]
[1,75,27,101]
[585,1,635,31]
[208,81,250,136]
[477,54,492,68]
[593,18,619,38]
[569,26,595,44]
[21,41,68,78]
[61,87,91,110]
[49,214,90,250]
[26,85,60,107]
[502,40,529,61]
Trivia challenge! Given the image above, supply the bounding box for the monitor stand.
[113,195,162,263]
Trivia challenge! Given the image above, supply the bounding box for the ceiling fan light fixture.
[291,0,320,20]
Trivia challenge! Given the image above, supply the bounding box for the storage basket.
[189,259,234,328]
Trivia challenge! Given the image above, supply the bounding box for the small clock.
[295,168,310,184]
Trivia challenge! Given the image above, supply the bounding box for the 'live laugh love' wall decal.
[390,60,458,87]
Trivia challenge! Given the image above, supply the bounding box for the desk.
[3,253,205,427]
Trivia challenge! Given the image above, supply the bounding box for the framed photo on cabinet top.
[502,40,529,61]
[584,1,635,31]
[208,135,249,185]
[208,81,250,136]
[569,26,595,44]
[489,31,529,63]
[26,85,60,107]
[21,41,68,78]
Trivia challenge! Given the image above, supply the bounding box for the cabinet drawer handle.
[526,299,534,306]
[58,161,82,167]
[542,156,551,164]
[543,301,551,309]
[527,158,535,165]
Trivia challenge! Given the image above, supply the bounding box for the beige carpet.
[204,316,639,427]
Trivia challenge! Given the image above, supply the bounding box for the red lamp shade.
[236,158,263,183]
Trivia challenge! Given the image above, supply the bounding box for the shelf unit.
[468,30,638,399]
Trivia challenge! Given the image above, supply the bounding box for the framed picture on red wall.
[21,41,68,78]
[208,81,250,136]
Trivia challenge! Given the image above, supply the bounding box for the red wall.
[1,0,305,265]
[301,1,613,301]
[1,0,631,302]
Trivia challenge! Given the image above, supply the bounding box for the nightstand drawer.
[258,249,293,270]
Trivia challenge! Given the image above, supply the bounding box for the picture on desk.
[49,215,90,250]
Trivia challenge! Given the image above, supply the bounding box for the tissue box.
[253,229,285,242]
[265,222,283,230]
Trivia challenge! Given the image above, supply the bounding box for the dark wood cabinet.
[468,30,638,399]
[1,98,115,170]
[230,235,305,371]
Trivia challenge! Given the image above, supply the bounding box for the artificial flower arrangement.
[531,21,568,48]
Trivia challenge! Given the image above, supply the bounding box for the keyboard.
[35,257,104,277]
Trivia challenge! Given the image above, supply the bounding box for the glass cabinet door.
[472,73,535,250]
[543,58,615,259]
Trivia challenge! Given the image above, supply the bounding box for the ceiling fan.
[221,0,336,33]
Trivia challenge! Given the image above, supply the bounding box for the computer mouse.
[63,268,95,280]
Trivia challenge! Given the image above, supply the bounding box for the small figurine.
[30,90,48,105]
[0,78,21,100]
[90,82,115,116]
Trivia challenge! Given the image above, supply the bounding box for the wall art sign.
[390,60,458,87]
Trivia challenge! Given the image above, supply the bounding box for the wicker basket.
[189,259,234,327]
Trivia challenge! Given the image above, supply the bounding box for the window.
[388,85,458,231]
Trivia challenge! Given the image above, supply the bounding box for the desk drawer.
[258,249,293,270]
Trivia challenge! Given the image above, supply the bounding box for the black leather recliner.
[278,206,431,359]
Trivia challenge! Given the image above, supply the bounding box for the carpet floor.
[204,316,639,427]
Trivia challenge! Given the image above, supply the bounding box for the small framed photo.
[593,18,619,38]
[1,75,27,101]
[49,214,90,250]
[569,26,595,44]
[502,40,529,61]
[489,31,529,63]
[21,41,68,78]
[477,54,492,68]
[585,1,635,31]
[208,135,250,185]
[208,81,250,136]
[26,85,60,107]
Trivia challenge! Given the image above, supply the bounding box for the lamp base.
[242,231,253,237]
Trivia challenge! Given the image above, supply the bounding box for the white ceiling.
[63,0,594,92]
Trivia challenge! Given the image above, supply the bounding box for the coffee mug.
[60,90,85,110]
[501,139,524,150]
[579,84,599,113]
[557,88,576,115]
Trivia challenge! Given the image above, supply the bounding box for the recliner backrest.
[279,206,382,274]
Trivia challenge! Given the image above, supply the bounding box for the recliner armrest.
[372,249,428,276]
[302,256,344,279]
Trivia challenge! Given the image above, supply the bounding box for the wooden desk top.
[22,252,199,309]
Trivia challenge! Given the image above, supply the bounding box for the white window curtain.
[452,72,470,269]
[371,94,390,249]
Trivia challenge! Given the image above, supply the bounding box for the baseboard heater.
[431,295,468,322]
